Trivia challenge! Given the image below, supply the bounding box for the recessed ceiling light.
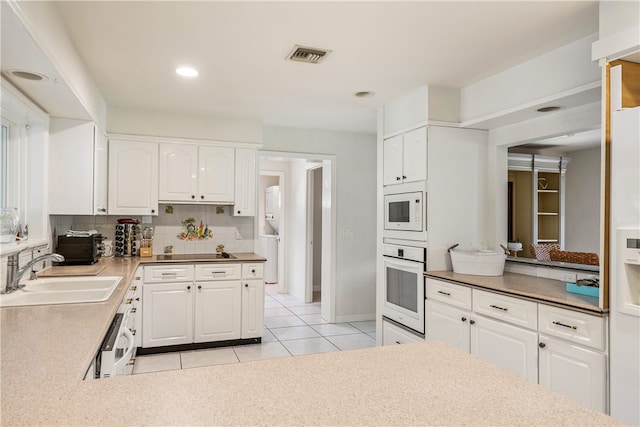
[355,91,375,98]
[7,70,48,81]
[536,105,564,113]
[176,66,198,78]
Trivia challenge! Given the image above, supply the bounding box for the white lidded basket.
[450,248,506,276]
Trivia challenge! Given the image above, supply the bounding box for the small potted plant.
[507,239,523,252]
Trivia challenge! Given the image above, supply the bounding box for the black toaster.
[56,235,102,265]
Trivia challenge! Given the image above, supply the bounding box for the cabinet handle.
[539,342,546,349]
[437,290,451,296]
[396,177,401,181]
[489,304,508,312]
[244,283,249,288]
[151,209,155,214]
[237,210,241,214]
[395,341,402,344]
[461,317,467,322]
[251,269,256,273]
[402,175,407,180]
[552,321,577,330]
[198,285,202,290]
[187,285,191,290]
[201,195,205,200]
[469,319,475,325]
[135,297,140,301]
[191,195,195,199]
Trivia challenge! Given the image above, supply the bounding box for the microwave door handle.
[113,328,135,370]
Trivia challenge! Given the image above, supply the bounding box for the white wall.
[262,126,377,321]
[11,0,107,130]
[564,146,601,253]
[107,107,262,143]
[461,34,600,122]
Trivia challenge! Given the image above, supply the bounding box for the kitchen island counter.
[1,258,618,426]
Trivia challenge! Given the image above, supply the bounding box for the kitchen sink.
[0,276,122,307]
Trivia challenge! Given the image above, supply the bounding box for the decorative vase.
[0,208,19,243]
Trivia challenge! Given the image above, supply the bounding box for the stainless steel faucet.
[3,249,65,294]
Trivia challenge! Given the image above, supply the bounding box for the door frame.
[258,151,337,323]
[305,165,323,303]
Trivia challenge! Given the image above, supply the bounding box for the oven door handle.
[113,327,135,370]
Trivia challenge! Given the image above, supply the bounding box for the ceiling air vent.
[287,45,331,64]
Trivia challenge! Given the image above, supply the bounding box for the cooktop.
[156,253,236,261]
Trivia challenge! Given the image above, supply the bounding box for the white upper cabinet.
[233,148,256,216]
[108,139,159,215]
[198,146,235,203]
[158,143,198,202]
[158,144,236,204]
[383,126,427,186]
[49,119,108,215]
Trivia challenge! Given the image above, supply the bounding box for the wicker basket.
[549,250,599,266]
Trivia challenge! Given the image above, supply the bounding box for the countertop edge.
[426,270,606,316]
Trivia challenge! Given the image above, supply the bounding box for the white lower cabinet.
[382,319,424,345]
[538,335,607,412]
[142,281,194,347]
[142,263,264,348]
[425,277,608,413]
[194,280,242,342]
[425,299,470,352]
[470,315,539,383]
[241,279,264,338]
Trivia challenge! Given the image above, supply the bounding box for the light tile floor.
[133,284,376,375]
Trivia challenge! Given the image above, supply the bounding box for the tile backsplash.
[50,204,254,255]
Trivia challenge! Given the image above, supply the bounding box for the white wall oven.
[383,181,427,241]
[382,243,426,334]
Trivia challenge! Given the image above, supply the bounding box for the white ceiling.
[10,1,601,134]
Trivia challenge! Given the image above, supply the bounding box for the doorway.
[257,152,336,323]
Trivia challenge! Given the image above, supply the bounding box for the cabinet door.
[142,282,193,347]
[383,134,404,185]
[426,300,470,352]
[539,336,606,412]
[49,119,95,215]
[108,139,159,215]
[402,126,427,183]
[198,146,235,202]
[233,148,256,216]
[194,280,242,342]
[159,143,198,202]
[93,129,108,214]
[241,279,264,338]
[470,315,538,382]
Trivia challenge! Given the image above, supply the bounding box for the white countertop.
[0,258,620,426]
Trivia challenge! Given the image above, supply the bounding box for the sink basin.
[0,276,122,307]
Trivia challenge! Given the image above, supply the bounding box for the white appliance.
[382,243,426,334]
[265,185,280,233]
[383,181,427,242]
[256,235,278,284]
[94,282,139,378]
[610,107,640,426]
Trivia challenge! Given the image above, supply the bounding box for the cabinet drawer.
[382,319,424,345]
[195,263,241,281]
[538,304,606,351]
[242,263,264,279]
[425,278,472,310]
[144,264,194,283]
[472,289,537,330]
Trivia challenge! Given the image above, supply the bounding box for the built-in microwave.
[383,181,427,241]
